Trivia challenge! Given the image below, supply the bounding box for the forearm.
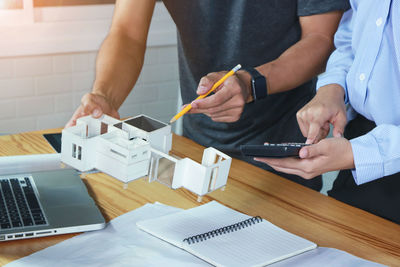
[92,30,146,110]
[256,10,344,95]
[257,33,334,94]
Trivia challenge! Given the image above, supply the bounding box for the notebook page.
[185,219,317,267]
[136,201,250,248]
[137,201,316,267]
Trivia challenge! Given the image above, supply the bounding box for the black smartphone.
[43,133,62,153]
[240,143,309,158]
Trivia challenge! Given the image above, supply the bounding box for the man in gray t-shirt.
[66,0,349,191]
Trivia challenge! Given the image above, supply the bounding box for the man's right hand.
[296,84,347,144]
[65,93,120,128]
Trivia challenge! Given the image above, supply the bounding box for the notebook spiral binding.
[183,216,263,245]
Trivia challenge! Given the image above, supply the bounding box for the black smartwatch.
[244,68,268,101]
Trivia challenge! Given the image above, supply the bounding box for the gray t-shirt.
[162,0,349,162]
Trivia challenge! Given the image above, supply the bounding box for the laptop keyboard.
[0,176,48,230]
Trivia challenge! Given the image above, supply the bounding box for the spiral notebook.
[136,201,317,267]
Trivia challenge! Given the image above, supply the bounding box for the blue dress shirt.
[317,0,400,185]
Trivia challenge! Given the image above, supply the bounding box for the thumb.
[197,76,214,95]
[299,144,322,159]
[83,103,103,118]
[92,108,102,118]
[81,94,104,118]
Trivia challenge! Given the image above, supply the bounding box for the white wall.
[0,3,180,134]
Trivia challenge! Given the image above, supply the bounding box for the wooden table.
[0,129,399,266]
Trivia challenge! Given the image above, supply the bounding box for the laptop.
[0,169,105,241]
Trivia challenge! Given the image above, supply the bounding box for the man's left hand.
[187,70,253,123]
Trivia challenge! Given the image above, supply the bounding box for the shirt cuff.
[317,72,349,103]
[350,134,384,185]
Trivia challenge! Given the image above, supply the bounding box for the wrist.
[236,70,254,103]
[241,67,268,102]
[344,138,355,170]
[318,84,345,99]
[316,84,346,108]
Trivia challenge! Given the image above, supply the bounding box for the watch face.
[244,68,267,101]
[253,75,267,100]
[251,79,257,100]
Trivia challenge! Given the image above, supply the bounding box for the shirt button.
[376,17,383,26]
[359,73,366,81]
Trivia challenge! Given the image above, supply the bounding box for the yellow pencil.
[169,64,242,123]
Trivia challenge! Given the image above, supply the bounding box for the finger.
[268,165,309,178]
[82,103,102,118]
[185,104,201,114]
[296,112,310,138]
[65,117,76,128]
[254,156,299,167]
[314,122,330,142]
[332,113,347,138]
[299,143,323,159]
[199,103,243,121]
[269,165,313,179]
[192,82,237,110]
[210,116,237,123]
[92,108,102,118]
[305,123,323,144]
[80,94,103,118]
[191,96,239,115]
[65,108,84,128]
[210,106,243,121]
[82,106,102,118]
[191,108,239,122]
[179,104,189,110]
[197,72,224,95]
[254,157,307,176]
[191,93,231,110]
[298,119,310,139]
[209,112,241,123]
[197,77,213,95]
[65,118,76,128]
[255,157,318,179]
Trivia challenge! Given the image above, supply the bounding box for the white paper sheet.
[5,203,385,267]
[0,153,99,176]
[269,247,385,267]
[5,203,208,267]
[0,154,65,175]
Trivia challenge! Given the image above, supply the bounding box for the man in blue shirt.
[256,0,400,224]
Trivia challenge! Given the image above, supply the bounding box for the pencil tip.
[169,118,176,124]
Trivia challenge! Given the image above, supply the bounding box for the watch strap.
[244,68,267,101]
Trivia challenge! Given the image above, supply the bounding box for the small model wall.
[61,114,231,199]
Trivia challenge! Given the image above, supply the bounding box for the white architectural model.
[61,114,231,200]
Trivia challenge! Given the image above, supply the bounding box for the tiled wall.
[0,45,180,133]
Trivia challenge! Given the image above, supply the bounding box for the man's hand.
[297,84,347,144]
[254,137,354,179]
[65,93,120,128]
[65,0,156,128]
[187,70,253,123]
